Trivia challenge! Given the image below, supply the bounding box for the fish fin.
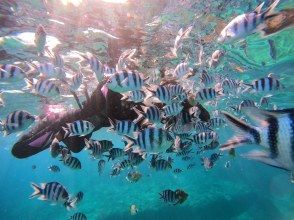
[84,138,91,149]
[264,0,280,17]
[220,111,259,150]
[253,2,265,14]
[120,93,129,101]
[123,136,136,152]
[29,182,42,199]
[38,195,46,200]
[241,150,287,170]
[62,127,69,138]
[23,78,34,91]
[65,197,77,211]
[108,117,115,131]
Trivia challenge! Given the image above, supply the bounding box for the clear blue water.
[1,0,294,219]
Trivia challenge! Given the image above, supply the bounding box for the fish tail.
[65,197,77,211]
[62,127,69,139]
[29,182,42,199]
[123,136,135,152]
[220,111,259,150]
[23,78,33,91]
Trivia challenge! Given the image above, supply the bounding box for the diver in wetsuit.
[12,80,210,159]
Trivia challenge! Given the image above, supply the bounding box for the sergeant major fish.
[218,0,280,43]
[24,78,60,98]
[221,107,294,182]
[63,120,94,138]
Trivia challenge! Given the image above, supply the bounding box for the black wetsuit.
[12,82,210,159]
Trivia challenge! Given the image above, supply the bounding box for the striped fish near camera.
[24,78,60,98]
[63,120,94,138]
[70,72,83,92]
[29,182,76,209]
[127,150,146,166]
[0,110,36,136]
[121,90,146,103]
[69,212,87,220]
[0,64,26,80]
[124,127,174,153]
[105,148,125,161]
[84,138,103,159]
[105,70,146,93]
[172,62,192,78]
[48,165,60,173]
[108,119,139,137]
[116,159,133,170]
[85,53,104,82]
[218,0,280,43]
[62,155,82,170]
[163,103,183,117]
[244,74,284,93]
[169,84,185,97]
[194,121,212,133]
[189,131,218,146]
[221,107,294,182]
[98,159,106,175]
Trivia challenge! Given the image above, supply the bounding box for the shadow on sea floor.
[99,192,285,220]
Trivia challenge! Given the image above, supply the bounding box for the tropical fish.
[84,138,104,159]
[133,105,162,126]
[116,49,137,71]
[130,204,138,216]
[24,78,60,98]
[200,70,215,86]
[173,168,183,174]
[63,155,82,170]
[201,157,214,170]
[108,119,139,137]
[245,75,283,93]
[210,152,222,163]
[48,165,60,172]
[189,131,218,146]
[221,107,294,181]
[163,102,183,117]
[69,212,87,220]
[72,191,84,205]
[105,148,125,161]
[0,64,26,80]
[195,88,219,102]
[218,0,280,43]
[62,120,94,138]
[34,24,46,56]
[172,62,192,78]
[171,26,193,57]
[98,159,106,175]
[29,182,75,209]
[159,189,188,205]
[209,50,224,68]
[70,72,83,92]
[187,163,196,170]
[0,110,36,136]
[146,85,174,104]
[104,70,146,93]
[207,117,226,129]
[53,52,64,68]
[85,53,104,82]
[124,127,174,153]
[121,90,146,103]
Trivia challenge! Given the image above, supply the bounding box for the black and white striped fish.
[84,138,103,158]
[103,65,116,75]
[171,26,193,57]
[195,88,219,102]
[99,140,114,152]
[231,99,256,113]
[169,84,185,96]
[200,71,214,86]
[152,158,172,171]
[69,212,87,220]
[173,62,191,78]
[207,117,226,129]
[173,168,183,174]
[218,0,280,43]
[108,119,139,137]
[98,159,106,175]
[105,148,125,161]
[194,121,212,133]
[189,131,218,146]
[117,159,133,170]
[187,163,196,170]
[73,191,84,205]
[198,140,220,152]
[159,189,188,205]
[86,53,104,82]
[121,90,145,103]
[221,107,294,181]
[70,72,83,92]
[245,75,283,93]
[221,78,241,95]
[0,64,26,80]
[110,166,121,177]
[163,103,183,117]
[134,105,162,126]
[48,165,60,172]
[29,182,75,209]
[35,62,55,77]
[63,120,94,138]
[63,155,82,169]
[210,153,222,163]
[24,78,60,98]
[147,85,173,104]
[127,150,145,166]
[0,110,36,136]
[50,141,62,158]
[124,127,174,153]
[53,52,64,68]
[105,70,146,93]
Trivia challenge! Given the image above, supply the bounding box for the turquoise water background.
[1,0,294,219]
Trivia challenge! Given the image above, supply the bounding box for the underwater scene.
[0,0,294,219]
